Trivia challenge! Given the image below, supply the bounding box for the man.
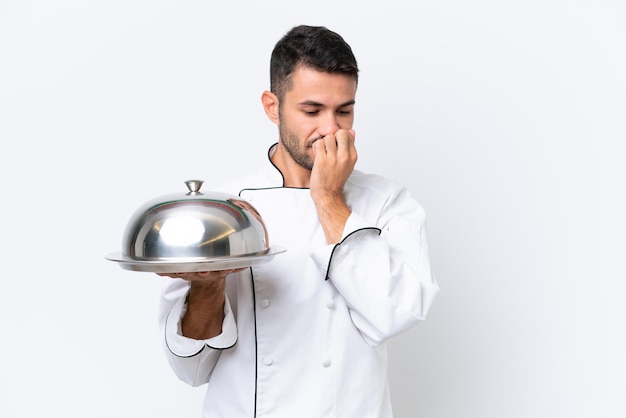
[159,25,439,417]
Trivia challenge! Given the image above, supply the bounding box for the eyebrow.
[298,100,356,108]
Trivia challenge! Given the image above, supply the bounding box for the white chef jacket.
[159,145,439,418]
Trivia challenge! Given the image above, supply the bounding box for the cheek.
[340,114,355,129]
[290,117,317,137]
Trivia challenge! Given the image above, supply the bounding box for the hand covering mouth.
[307,136,324,147]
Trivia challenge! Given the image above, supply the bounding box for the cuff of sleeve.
[165,295,237,357]
[341,212,373,238]
[309,212,381,280]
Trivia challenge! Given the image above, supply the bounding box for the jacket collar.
[265,143,286,187]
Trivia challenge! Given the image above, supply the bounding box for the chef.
[158,25,439,417]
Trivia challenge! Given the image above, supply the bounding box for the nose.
[318,112,340,136]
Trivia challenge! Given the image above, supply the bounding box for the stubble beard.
[278,117,314,171]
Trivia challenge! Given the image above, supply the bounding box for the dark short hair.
[270,25,359,100]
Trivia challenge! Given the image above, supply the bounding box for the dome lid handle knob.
[184,180,204,195]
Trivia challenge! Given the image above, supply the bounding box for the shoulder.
[346,169,406,196]
[345,169,426,217]
[213,170,270,196]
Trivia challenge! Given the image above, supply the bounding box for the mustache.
[306,135,325,147]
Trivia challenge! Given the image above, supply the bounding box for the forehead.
[284,66,357,104]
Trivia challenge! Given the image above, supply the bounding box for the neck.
[270,143,311,188]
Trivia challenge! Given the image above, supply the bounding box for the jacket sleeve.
[159,278,238,387]
[310,185,439,346]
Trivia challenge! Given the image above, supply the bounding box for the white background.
[1,0,625,417]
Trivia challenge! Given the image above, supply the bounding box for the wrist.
[182,278,226,339]
[187,279,225,312]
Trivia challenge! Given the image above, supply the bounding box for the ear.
[261,90,280,125]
